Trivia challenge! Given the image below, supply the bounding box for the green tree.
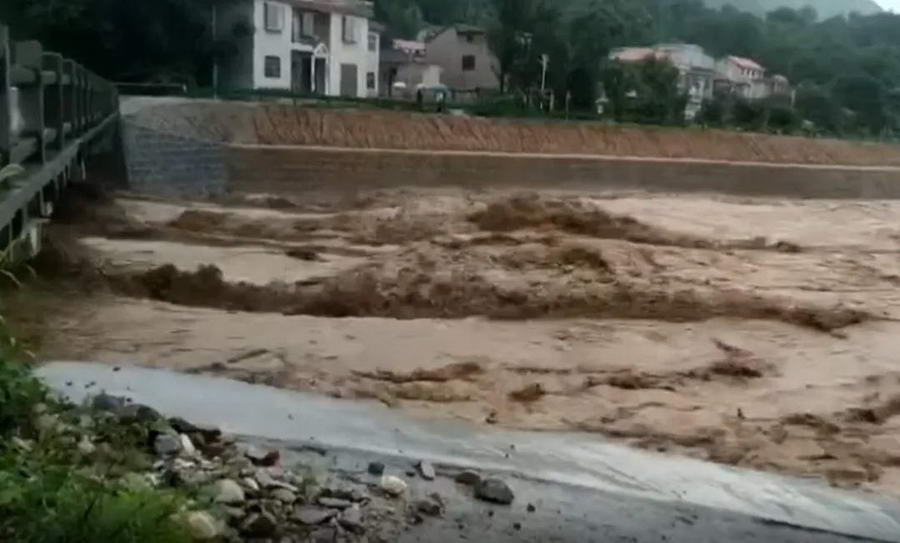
[832,74,887,134]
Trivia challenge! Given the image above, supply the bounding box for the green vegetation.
[5,0,900,137]
[378,0,900,137]
[0,268,193,542]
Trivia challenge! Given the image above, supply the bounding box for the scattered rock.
[367,461,385,476]
[179,434,197,456]
[380,475,408,497]
[310,528,337,543]
[242,477,261,492]
[271,488,297,503]
[245,445,280,466]
[222,506,246,520]
[153,433,182,456]
[294,505,337,525]
[169,417,199,434]
[455,471,481,486]
[116,403,160,423]
[185,511,220,540]
[170,417,222,441]
[339,506,365,534]
[415,498,442,517]
[318,497,353,509]
[256,468,299,492]
[92,393,126,411]
[201,440,227,458]
[418,460,436,480]
[241,511,278,538]
[321,484,367,502]
[527,503,536,513]
[214,479,246,504]
[474,478,514,505]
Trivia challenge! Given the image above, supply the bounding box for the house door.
[291,51,313,94]
[340,63,358,97]
[314,58,326,95]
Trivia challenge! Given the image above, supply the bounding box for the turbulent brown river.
[14,183,900,495]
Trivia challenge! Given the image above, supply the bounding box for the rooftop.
[727,56,764,71]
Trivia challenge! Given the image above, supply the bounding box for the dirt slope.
[129,101,900,167]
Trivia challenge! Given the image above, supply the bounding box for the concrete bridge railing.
[0,23,118,259]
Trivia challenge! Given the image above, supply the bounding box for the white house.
[610,43,716,120]
[215,0,379,98]
[714,56,767,100]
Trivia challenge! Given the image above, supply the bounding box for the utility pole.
[540,54,549,93]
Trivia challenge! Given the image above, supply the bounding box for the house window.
[368,32,378,52]
[264,2,283,32]
[303,12,315,36]
[264,56,281,78]
[291,9,302,42]
[462,55,476,71]
[342,16,357,43]
[367,72,376,90]
[465,34,474,43]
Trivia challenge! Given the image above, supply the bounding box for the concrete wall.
[121,120,227,198]
[225,146,900,200]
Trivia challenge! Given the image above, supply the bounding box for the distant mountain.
[703,0,882,19]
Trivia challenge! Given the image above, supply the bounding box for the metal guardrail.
[0,23,118,259]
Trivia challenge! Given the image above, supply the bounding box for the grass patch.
[0,262,195,542]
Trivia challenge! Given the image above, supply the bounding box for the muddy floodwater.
[15,184,900,494]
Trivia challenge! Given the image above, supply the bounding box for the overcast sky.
[877,0,900,12]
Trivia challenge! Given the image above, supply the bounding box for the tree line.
[381,0,900,137]
[4,0,900,137]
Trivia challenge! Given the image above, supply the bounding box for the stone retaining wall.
[121,120,227,198]
[226,146,900,199]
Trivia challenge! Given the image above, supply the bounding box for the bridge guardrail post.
[42,53,63,151]
[0,25,10,167]
[13,40,46,164]
[77,64,87,134]
[62,60,75,141]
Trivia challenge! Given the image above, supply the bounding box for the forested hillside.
[704,0,881,19]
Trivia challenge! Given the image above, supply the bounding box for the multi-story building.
[215,0,379,98]
[610,43,716,120]
[714,56,767,100]
[422,25,499,92]
[379,39,444,97]
[610,44,793,117]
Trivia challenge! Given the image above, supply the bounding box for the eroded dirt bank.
[130,101,900,167]
[15,184,900,494]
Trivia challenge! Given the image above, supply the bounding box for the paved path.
[38,361,900,542]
